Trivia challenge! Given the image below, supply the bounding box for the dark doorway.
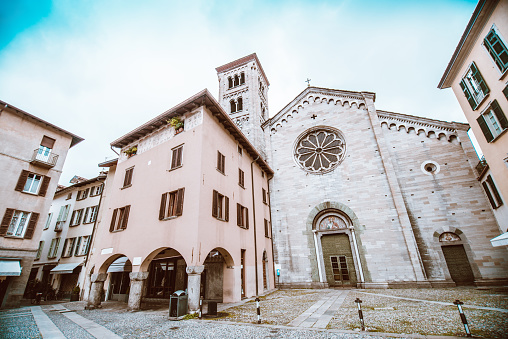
[442,245,475,285]
[321,233,357,287]
[146,257,187,298]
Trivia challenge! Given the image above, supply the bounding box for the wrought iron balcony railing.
[475,157,488,177]
[30,149,59,168]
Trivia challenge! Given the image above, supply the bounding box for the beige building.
[438,0,508,244]
[0,100,82,308]
[86,90,274,312]
[28,175,105,300]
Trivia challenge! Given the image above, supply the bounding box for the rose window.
[294,127,346,173]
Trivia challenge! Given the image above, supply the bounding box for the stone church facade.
[216,54,508,289]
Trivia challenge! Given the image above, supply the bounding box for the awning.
[490,232,508,247]
[0,260,22,276]
[107,257,132,273]
[50,263,82,274]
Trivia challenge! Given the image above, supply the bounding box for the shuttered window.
[217,151,225,174]
[61,238,76,257]
[35,241,44,260]
[123,167,134,187]
[477,100,508,142]
[109,205,131,232]
[74,235,91,256]
[159,188,185,220]
[460,62,489,110]
[0,209,39,239]
[171,145,183,169]
[484,27,508,73]
[77,188,90,200]
[482,175,504,209]
[14,170,50,197]
[264,219,270,238]
[44,213,52,230]
[47,238,61,258]
[262,188,267,204]
[237,204,249,229]
[83,206,99,224]
[69,209,84,226]
[55,205,70,231]
[40,135,56,149]
[239,169,245,188]
[212,190,229,221]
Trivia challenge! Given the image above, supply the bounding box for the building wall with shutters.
[0,103,81,309]
[86,100,275,304]
[445,0,508,233]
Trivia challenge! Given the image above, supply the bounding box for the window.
[503,84,508,101]
[238,145,243,155]
[47,237,61,258]
[330,256,350,283]
[240,72,245,85]
[66,192,72,200]
[35,241,44,260]
[460,62,489,110]
[159,188,185,220]
[264,219,270,238]
[14,170,50,197]
[90,184,104,196]
[217,151,225,174]
[228,77,233,89]
[76,188,89,200]
[229,97,243,113]
[35,136,55,163]
[74,236,91,256]
[212,190,229,221]
[69,209,84,226]
[262,188,267,204]
[55,204,70,231]
[237,204,249,229]
[171,145,183,170]
[239,169,245,188]
[484,27,508,73]
[234,74,239,86]
[0,209,39,239]
[44,213,52,230]
[83,206,99,224]
[61,238,76,258]
[477,100,508,142]
[110,205,131,232]
[482,175,504,209]
[123,167,134,187]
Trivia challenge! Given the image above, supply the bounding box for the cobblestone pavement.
[1,287,506,338]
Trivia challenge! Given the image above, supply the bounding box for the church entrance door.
[321,234,357,287]
[441,245,474,285]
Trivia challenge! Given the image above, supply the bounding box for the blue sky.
[0,0,478,184]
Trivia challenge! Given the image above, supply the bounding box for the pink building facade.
[86,90,275,311]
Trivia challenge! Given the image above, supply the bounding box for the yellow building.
[438,0,508,244]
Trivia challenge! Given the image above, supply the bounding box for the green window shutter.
[491,100,508,129]
[485,30,508,72]
[487,175,504,207]
[74,237,82,256]
[470,62,490,95]
[477,115,494,142]
[460,80,476,109]
[503,85,508,101]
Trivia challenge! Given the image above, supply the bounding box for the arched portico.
[200,247,236,304]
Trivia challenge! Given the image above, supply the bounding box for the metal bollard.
[255,297,261,324]
[453,300,471,337]
[199,297,203,319]
[355,298,365,331]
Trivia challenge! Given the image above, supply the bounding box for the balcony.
[475,157,488,177]
[30,149,59,168]
[54,221,64,232]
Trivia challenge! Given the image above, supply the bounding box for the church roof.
[215,53,270,86]
[110,89,273,176]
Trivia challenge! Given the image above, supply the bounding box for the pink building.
[86,90,275,311]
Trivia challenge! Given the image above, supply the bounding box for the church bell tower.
[216,53,269,158]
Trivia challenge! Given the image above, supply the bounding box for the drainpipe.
[267,179,276,289]
[110,145,119,156]
[250,156,260,296]
[84,178,104,269]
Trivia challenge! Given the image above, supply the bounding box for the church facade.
[216,54,508,289]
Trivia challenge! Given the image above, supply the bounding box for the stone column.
[128,271,149,311]
[87,273,107,309]
[186,265,204,313]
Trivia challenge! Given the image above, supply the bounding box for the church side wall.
[382,123,508,285]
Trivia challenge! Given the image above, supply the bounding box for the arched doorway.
[145,248,187,298]
[106,256,132,302]
[439,232,474,286]
[201,248,235,302]
[314,211,359,287]
[262,251,269,291]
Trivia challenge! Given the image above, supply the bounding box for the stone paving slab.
[31,306,66,338]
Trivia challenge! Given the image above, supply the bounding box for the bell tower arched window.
[230,100,236,113]
[237,97,243,112]
[240,72,245,85]
[228,77,233,89]
[234,75,240,87]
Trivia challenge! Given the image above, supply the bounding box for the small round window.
[294,126,346,174]
[421,161,440,175]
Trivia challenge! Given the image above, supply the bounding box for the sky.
[0,0,478,185]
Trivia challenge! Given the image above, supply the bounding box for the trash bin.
[169,290,188,317]
[208,301,217,315]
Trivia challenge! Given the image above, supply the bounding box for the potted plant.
[124,146,137,157]
[70,286,80,301]
[168,116,184,134]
